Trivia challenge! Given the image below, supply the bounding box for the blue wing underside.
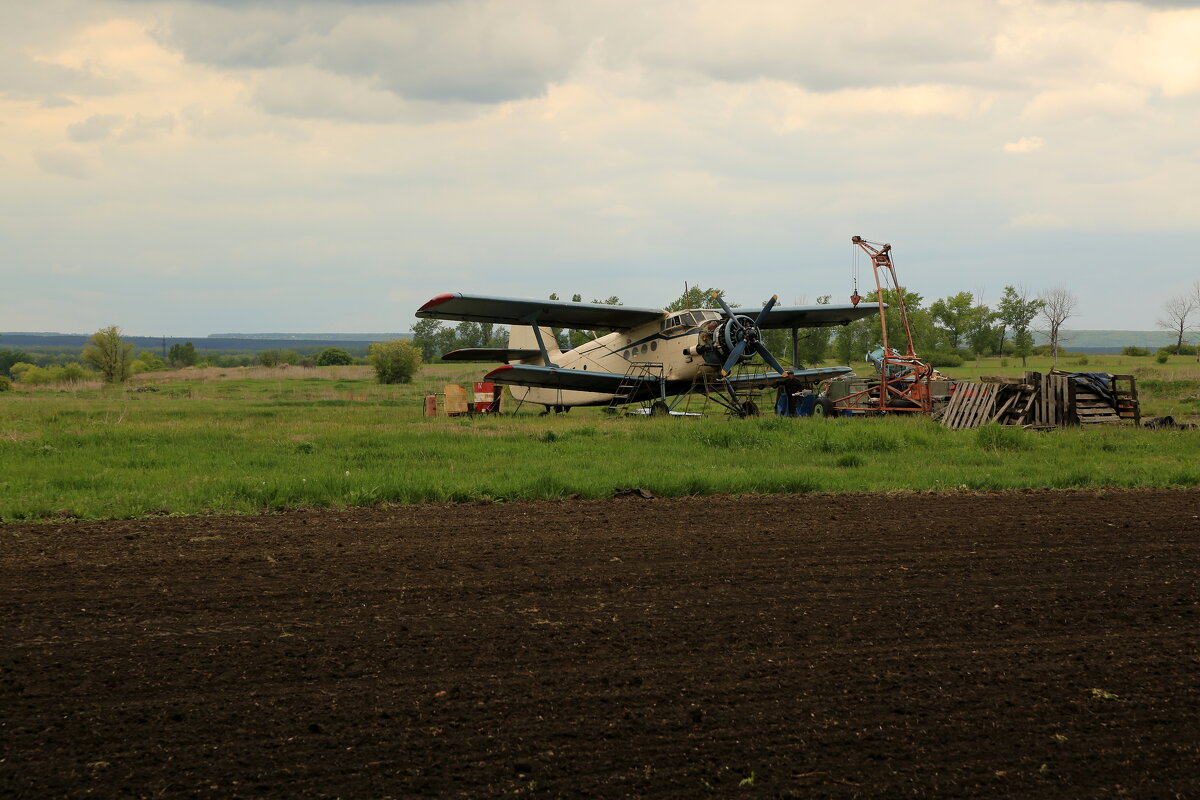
[486,364,852,395]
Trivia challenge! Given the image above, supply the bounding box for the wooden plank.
[947,384,978,429]
[1012,388,1036,425]
[942,384,971,429]
[1062,376,1075,426]
[1040,374,1050,426]
[946,382,993,429]
[975,384,996,427]
[989,392,1018,424]
[975,384,998,428]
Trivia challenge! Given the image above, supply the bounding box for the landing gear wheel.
[649,400,670,417]
[812,397,836,418]
[741,400,760,417]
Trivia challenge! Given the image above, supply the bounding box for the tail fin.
[507,325,562,365]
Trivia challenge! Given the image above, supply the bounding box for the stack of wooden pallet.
[937,370,1139,430]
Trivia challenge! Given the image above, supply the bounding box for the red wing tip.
[485,365,514,378]
[417,293,457,312]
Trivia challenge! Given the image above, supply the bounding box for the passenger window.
[650,340,657,351]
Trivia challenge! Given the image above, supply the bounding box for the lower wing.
[485,364,853,395]
[724,366,852,390]
[485,364,656,395]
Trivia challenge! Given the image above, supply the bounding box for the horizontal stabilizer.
[440,348,541,363]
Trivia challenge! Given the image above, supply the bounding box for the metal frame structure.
[835,236,935,414]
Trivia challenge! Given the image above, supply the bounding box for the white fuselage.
[510,309,726,408]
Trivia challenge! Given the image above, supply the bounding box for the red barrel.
[473,382,497,413]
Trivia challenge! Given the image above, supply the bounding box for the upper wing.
[417,293,664,331]
[485,363,657,395]
[725,366,853,390]
[757,303,883,329]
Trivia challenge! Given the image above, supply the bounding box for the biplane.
[415,292,881,415]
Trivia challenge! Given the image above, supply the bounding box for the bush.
[1156,351,1170,364]
[1121,346,1151,357]
[58,363,87,383]
[315,347,354,366]
[368,339,422,384]
[9,362,88,385]
[8,362,36,382]
[1075,355,1089,366]
[0,375,10,392]
[926,351,963,368]
[258,349,300,367]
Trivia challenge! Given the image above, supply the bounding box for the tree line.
[408,284,1080,368]
[0,328,423,388]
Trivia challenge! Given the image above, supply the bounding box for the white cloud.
[1022,83,1149,120]
[3,0,1200,333]
[1003,136,1045,153]
[33,148,94,179]
[67,112,123,142]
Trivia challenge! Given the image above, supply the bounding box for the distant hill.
[1032,330,1179,352]
[1,332,408,353]
[209,333,410,341]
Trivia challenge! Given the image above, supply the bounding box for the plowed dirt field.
[2,490,1198,798]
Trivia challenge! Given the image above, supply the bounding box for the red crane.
[838,236,936,414]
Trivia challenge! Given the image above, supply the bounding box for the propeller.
[711,293,786,377]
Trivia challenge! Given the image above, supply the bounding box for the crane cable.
[850,243,861,305]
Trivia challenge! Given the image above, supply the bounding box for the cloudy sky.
[2,0,1198,335]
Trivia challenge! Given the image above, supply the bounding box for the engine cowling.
[713,315,761,364]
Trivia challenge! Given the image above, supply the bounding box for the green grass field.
[1,355,1198,521]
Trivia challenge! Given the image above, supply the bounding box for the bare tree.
[1157,293,1198,355]
[1037,287,1077,367]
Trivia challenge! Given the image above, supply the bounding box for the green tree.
[0,349,32,378]
[965,303,1000,357]
[315,346,354,366]
[368,339,422,384]
[666,284,728,312]
[997,285,1044,366]
[410,319,446,360]
[929,292,975,350]
[82,325,133,383]
[168,341,198,368]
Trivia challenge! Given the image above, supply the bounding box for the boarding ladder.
[608,362,665,413]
